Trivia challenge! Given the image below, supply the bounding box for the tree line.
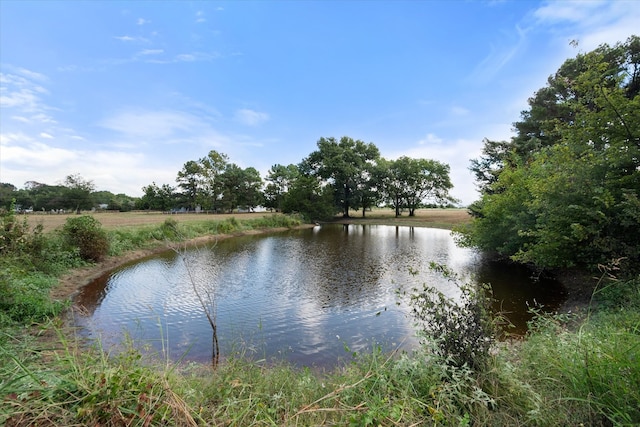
[460,35,640,273]
[1,137,455,220]
[0,174,138,214]
[140,137,455,219]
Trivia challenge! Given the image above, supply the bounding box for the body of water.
[74,224,565,367]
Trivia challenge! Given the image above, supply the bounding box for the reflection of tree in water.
[302,225,386,309]
[473,257,566,334]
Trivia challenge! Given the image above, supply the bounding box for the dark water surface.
[74,224,566,368]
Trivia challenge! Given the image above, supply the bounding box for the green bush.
[411,263,498,371]
[62,216,109,262]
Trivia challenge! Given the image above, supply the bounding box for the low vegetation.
[1,206,638,426]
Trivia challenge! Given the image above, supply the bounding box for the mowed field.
[24,208,472,233]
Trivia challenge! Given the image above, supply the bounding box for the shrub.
[410,263,498,371]
[62,215,109,262]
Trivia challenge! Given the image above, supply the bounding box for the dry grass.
[22,211,273,233]
[335,208,471,229]
[22,208,471,233]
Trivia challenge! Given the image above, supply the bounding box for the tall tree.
[304,136,380,217]
[464,36,640,273]
[237,167,264,211]
[62,174,95,212]
[140,182,175,211]
[264,164,299,212]
[176,160,203,210]
[281,173,337,221]
[0,183,17,210]
[199,150,229,212]
[381,157,454,216]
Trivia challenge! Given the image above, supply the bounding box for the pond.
[74,224,566,368]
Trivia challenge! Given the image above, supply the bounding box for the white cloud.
[39,132,54,139]
[114,35,149,43]
[470,24,529,84]
[138,49,164,56]
[114,35,136,42]
[0,71,51,113]
[174,52,219,62]
[0,133,78,166]
[234,109,269,126]
[99,109,205,140]
[418,133,443,145]
[137,18,150,25]
[14,67,48,82]
[0,130,165,196]
[532,1,640,51]
[195,10,206,23]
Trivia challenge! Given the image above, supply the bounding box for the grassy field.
[23,208,471,233]
[22,210,274,233]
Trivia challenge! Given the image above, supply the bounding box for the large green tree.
[281,173,337,221]
[264,164,299,212]
[199,150,229,212]
[380,157,454,217]
[176,160,203,210]
[62,174,95,212]
[139,182,176,211]
[304,136,380,217]
[464,36,640,272]
[0,183,17,210]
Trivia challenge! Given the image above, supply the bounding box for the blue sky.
[1,1,638,206]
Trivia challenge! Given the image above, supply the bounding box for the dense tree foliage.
[380,157,455,217]
[303,136,381,217]
[463,36,640,272]
[264,164,300,212]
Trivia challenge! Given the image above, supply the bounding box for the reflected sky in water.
[74,224,564,368]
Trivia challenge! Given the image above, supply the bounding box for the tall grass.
[107,214,304,256]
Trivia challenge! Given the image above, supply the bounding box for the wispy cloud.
[234,109,269,126]
[195,10,206,23]
[174,52,219,62]
[450,106,470,116]
[469,24,529,84]
[99,109,205,140]
[532,1,640,51]
[137,18,150,25]
[417,133,443,145]
[0,131,158,196]
[137,49,164,56]
[114,35,149,43]
[0,133,78,166]
[0,70,50,114]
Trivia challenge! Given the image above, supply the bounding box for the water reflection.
[74,224,565,368]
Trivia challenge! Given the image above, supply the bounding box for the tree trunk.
[343,185,350,217]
